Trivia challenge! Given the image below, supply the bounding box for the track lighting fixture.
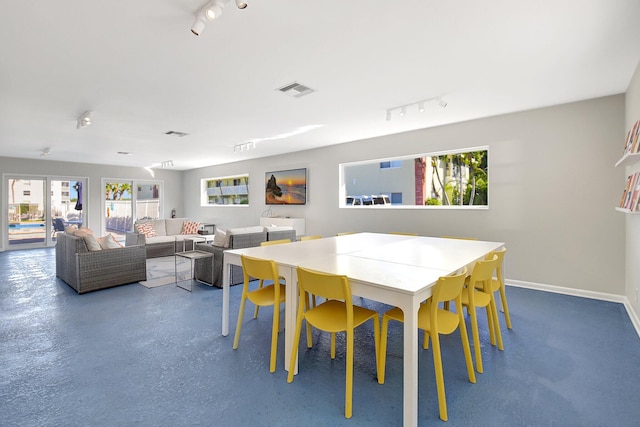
[191,0,248,36]
[77,110,92,129]
[385,97,448,121]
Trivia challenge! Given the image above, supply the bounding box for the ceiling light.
[205,2,223,20]
[191,17,206,36]
[191,0,230,36]
[77,110,92,129]
[161,160,174,168]
[384,97,448,121]
[41,147,51,157]
[235,0,248,9]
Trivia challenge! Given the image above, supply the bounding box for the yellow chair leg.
[486,305,496,346]
[499,286,513,329]
[253,279,264,319]
[331,332,336,359]
[431,332,448,422]
[457,306,476,384]
[378,315,390,384]
[233,291,249,350]
[288,307,305,383]
[469,307,483,374]
[489,295,504,350]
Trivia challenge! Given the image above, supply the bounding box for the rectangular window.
[341,147,488,209]
[201,174,249,206]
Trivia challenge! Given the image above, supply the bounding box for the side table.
[175,250,214,291]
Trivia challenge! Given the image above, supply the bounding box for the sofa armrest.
[267,229,296,242]
[74,245,147,293]
[125,232,145,247]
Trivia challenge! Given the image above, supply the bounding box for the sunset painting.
[265,168,307,205]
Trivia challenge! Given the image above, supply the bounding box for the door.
[5,176,86,249]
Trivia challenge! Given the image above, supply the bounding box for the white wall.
[624,61,640,316]
[0,157,183,250]
[184,95,625,295]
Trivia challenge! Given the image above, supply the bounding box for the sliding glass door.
[5,176,86,249]
[104,179,162,242]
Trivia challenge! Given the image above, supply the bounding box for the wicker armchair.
[56,232,147,294]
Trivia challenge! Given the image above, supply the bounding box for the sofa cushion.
[165,218,190,236]
[135,222,157,238]
[213,228,227,247]
[84,233,102,251]
[181,221,200,235]
[145,235,176,244]
[98,233,122,249]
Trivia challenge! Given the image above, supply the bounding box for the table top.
[226,232,504,295]
[175,250,213,260]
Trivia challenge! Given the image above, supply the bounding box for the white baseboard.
[506,279,640,338]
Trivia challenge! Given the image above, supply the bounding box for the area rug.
[139,256,189,289]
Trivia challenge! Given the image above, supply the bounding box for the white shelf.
[615,152,640,168]
[615,207,640,214]
[260,217,306,236]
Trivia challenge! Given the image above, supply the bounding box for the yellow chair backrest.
[300,235,322,241]
[261,239,291,246]
[467,254,499,297]
[240,255,280,282]
[390,232,418,236]
[336,231,356,236]
[297,266,351,302]
[432,267,468,304]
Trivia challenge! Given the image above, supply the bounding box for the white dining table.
[222,232,504,427]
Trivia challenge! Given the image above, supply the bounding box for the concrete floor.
[2,247,640,426]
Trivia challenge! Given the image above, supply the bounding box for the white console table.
[259,217,305,237]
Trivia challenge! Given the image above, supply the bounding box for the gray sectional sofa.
[125,218,202,258]
[56,232,147,294]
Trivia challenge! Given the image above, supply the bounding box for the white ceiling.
[1,0,639,171]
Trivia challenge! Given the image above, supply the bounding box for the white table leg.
[282,266,298,374]
[222,257,230,336]
[401,297,421,427]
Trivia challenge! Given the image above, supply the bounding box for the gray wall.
[183,95,626,296]
[625,61,640,316]
[0,157,183,250]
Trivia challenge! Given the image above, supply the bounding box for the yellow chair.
[300,235,322,241]
[478,247,512,329]
[461,254,502,374]
[378,268,475,422]
[390,232,418,236]
[287,266,380,419]
[233,255,286,373]
[336,231,356,236]
[261,238,291,246]
[253,239,290,318]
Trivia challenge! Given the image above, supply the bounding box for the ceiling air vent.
[165,130,188,137]
[276,82,315,98]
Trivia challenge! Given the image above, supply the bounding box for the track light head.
[235,0,248,9]
[437,98,448,108]
[204,2,224,20]
[191,17,206,35]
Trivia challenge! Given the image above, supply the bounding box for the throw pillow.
[73,228,94,237]
[65,225,78,234]
[181,221,200,235]
[83,233,102,251]
[98,233,122,249]
[212,228,227,247]
[135,222,157,238]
